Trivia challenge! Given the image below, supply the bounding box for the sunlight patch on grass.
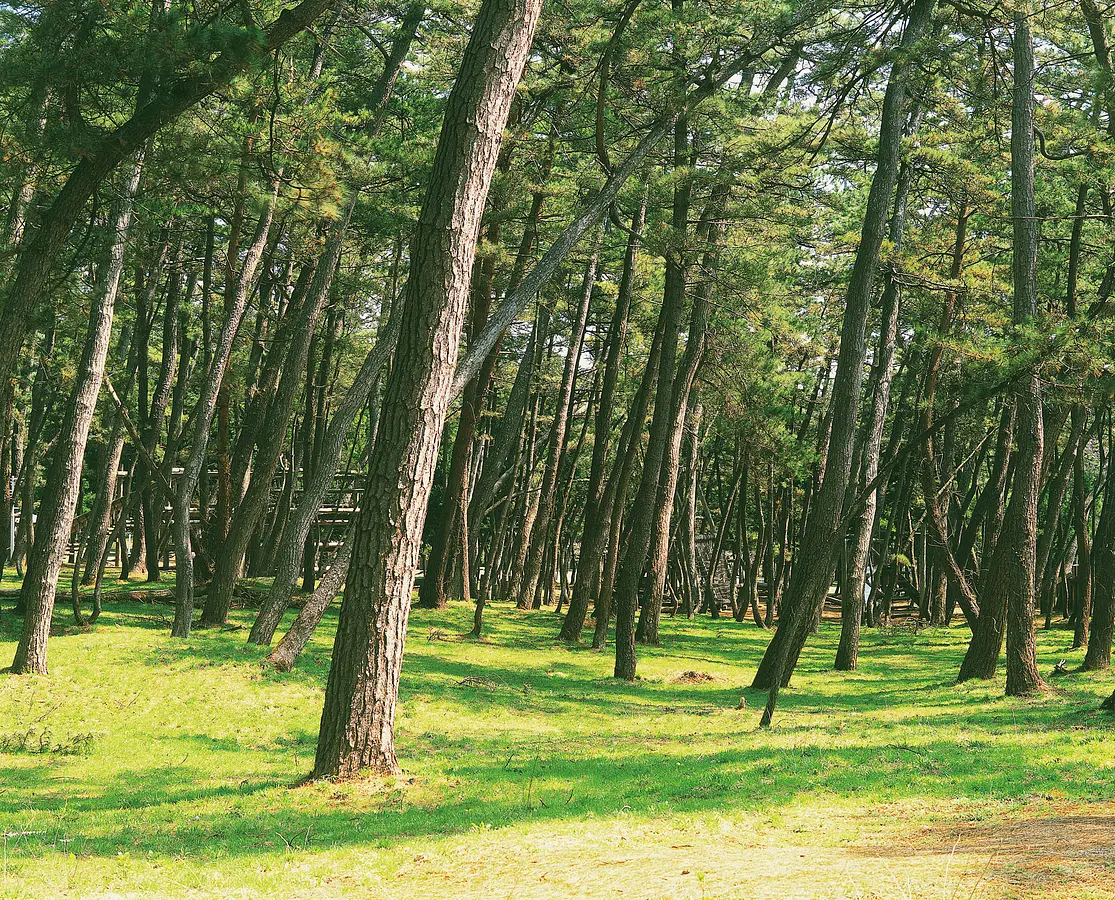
[0,591,1113,898]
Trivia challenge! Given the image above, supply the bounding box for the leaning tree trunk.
[247,302,400,645]
[312,0,544,779]
[171,182,278,638]
[266,525,354,672]
[755,0,936,725]
[11,157,143,675]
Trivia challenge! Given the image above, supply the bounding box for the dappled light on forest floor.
[1,596,1113,898]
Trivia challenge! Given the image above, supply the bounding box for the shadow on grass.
[1,595,1114,868]
[2,713,1112,864]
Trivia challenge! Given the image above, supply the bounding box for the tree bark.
[11,157,143,674]
[755,0,936,723]
[834,168,910,670]
[312,0,543,778]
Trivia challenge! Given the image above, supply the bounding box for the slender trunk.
[591,312,665,649]
[517,232,600,608]
[202,198,355,626]
[171,181,279,638]
[637,182,726,644]
[12,157,143,674]
[247,300,400,644]
[756,0,936,723]
[959,13,1045,695]
[267,528,354,672]
[561,189,646,636]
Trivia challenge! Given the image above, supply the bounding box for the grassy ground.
[1,576,1113,899]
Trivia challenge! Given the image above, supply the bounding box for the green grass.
[1,578,1113,899]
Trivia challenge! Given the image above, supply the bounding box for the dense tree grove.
[4,0,1115,772]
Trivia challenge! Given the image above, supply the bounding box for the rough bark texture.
[312,0,543,779]
[754,0,936,721]
[11,158,143,674]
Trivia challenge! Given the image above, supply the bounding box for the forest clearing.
[2,589,1113,900]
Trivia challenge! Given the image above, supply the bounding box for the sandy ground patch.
[384,801,1115,900]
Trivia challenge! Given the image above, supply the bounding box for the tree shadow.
[1,595,1114,872]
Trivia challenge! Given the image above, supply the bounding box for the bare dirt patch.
[389,802,1115,900]
[670,670,717,684]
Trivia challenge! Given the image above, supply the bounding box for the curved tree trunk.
[12,157,143,674]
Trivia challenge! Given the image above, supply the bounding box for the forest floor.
[1,574,1114,899]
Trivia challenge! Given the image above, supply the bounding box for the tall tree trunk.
[517,232,600,609]
[611,51,693,677]
[834,168,911,671]
[11,157,143,675]
[312,0,543,778]
[171,181,279,637]
[959,12,1046,696]
[755,0,936,724]
[202,198,355,626]
[636,181,726,645]
[559,195,646,641]
[591,310,665,649]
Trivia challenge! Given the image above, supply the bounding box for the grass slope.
[1,581,1113,899]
